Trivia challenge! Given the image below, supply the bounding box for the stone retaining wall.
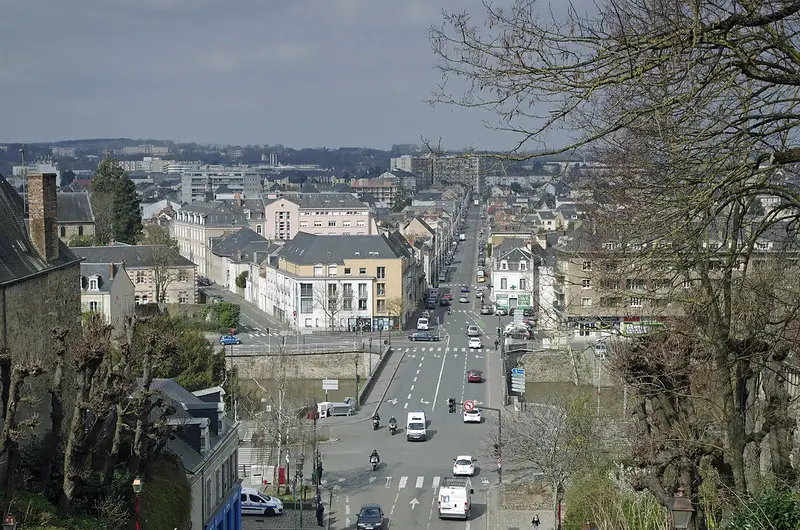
[518,348,617,387]
[231,350,380,380]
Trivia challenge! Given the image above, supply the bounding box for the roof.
[210,227,273,262]
[178,199,261,227]
[80,262,124,293]
[0,173,82,286]
[57,192,94,223]
[278,231,411,265]
[72,244,195,269]
[267,192,367,210]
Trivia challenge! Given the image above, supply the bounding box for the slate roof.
[72,244,195,269]
[494,238,529,260]
[80,262,124,292]
[210,227,274,262]
[0,173,82,286]
[266,192,367,209]
[57,192,94,223]
[179,199,261,227]
[279,231,411,265]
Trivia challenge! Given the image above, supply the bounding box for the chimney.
[234,192,242,208]
[109,263,115,280]
[27,173,59,263]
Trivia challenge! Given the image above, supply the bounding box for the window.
[343,284,353,310]
[603,242,620,250]
[89,278,98,291]
[359,268,367,275]
[519,261,527,271]
[344,268,351,275]
[141,295,149,304]
[300,221,309,228]
[78,225,84,236]
[256,224,263,234]
[216,469,222,502]
[582,260,592,271]
[682,279,692,289]
[60,226,66,237]
[134,296,140,305]
[377,267,386,279]
[376,283,386,296]
[179,290,188,303]
[630,297,643,307]
[135,271,146,284]
[314,221,323,227]
[582,279,591,289]
[327,265,337,276]
[328,220,336,227]
[626,279,646,290]
[314,265,323,277]
[206,479,212,517]
[500,261,508,270]
[88,301,98,312]
[178,270,188,282]
[300,283,313,313]
[358,283,368,310]
[519,278,527,290]
[581,297,592,307]
[343,220,351,227]
[357,220,366,227]
[500,277,508,289]
[377,299,386,312]
[327,283,338,311]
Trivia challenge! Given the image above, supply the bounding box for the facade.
[257,232,420,331]
[263,192,374,240]
[73,244,198,305]
[79,262,136,336]
[379,170,428,192]
[490,239,539,314]
[172,199,265,277]
[0,172,83,365]
[349,177,401,207]
[56,191,95,242]
[150,380,241,530]
[390,154,483,187]
[181,167,262,203]
[208,228,276,292]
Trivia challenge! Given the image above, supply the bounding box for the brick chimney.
[234,192,242,208]
[27,173,59,263]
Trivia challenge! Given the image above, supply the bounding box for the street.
[314,203,503,529]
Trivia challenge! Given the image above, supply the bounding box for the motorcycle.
[389,422,397,435]
[370,457,378,471]
[372,419,380,431]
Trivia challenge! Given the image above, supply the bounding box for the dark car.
[425,301,437,310]
[522,307,535,317]
[460,285,470,293]
[440,298,451,306]
[480,306,493,315]
[357,504,384,529]
[467,369,483,383]
[408,331,440,342]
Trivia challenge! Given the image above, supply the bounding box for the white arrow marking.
[387,398,398,405]
[409,354,416,359]
[420,398,430,404]
[474,355,483,358]
[410,498,420,509]
[369,476,376,484]
[434,354,441,358]
[481,477,489,484]
[385,477,392,487]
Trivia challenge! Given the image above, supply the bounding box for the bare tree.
[315,280,353,333]
[138,225,181,303]
[387,296,410,331]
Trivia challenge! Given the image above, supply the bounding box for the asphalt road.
[317,205,506,529]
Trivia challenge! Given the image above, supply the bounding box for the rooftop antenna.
[20,147,28,215]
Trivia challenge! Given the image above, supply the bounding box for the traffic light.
[448,398,456,413]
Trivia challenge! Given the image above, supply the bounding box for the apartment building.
[181,167,263,203]
[172,198,266,276]
[79,262,135,336]
[263,192,374,240]
[490,238,540,314]
[349,177,401,207]
[257,232,419,331]
[390,154,484,187]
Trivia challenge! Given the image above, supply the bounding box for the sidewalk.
[487,486,556,530]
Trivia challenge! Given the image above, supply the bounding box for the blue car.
[460,285,470,293]
[219,335,242,345]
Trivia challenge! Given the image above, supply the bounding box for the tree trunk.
[131,352,153,473]
[59,369,90,514]
[1,366,32,499]
[40,328,68,487]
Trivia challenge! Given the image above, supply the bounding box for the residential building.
[378,170,428,192]
[0,172,82,364]
[349,177,401,207]
[120,144,170,156]
[150,380,241,530]
[390,154,484,187]
[72,244,197,305]
[208,228,275,292]
[172,198,265,276]
[258,232,420,331]
[263,192,374,240]
[56,191,95,242]
[490,238,540,314]
[181,167,262,203]
[12,161,61,186]
[80,262,136,335]
[140,198,182,226]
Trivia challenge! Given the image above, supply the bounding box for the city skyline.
[0,0,583,152]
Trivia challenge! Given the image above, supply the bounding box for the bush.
[725,487,800,530]
[235,270,248,289]
[204,301,240,330]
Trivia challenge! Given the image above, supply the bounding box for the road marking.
[419,363,423,368]
[387,398,398,405]
[437,347,442,351]
[416,369,420,375]
[399,476,408,489]
[369,476,376,484]
[407,393,412,399]
[420,398,430,404]
[413,376,417,382]
[404,402,408,409]
[432,331,450,412]
[481,477,489,484]
[432,476,441,489]
[395,493,400,502]
[345,505,351,515]
[410,498,420,509]
[345,518,350,527]
[386,477,392,487]
[415,476,424,488]
[465,521,471,529]
[410,385,414,391]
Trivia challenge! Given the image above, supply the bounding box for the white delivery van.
[438,477,473,520]
[241,487,284,516]
[416,317,429,331]
[406,410,427,441]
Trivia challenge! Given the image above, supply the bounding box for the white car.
[468,337,482,349]
[467,325,481,337]
[453,455,476,476]
[463,409,481,423]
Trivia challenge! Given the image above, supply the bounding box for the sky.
[0,0,549,151]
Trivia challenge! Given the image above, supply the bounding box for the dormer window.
[519,261,527,271]
[500,261,508,270]
[89,277,99,291]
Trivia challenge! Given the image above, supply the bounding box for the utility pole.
[354,354,360,411]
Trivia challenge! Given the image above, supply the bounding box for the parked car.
[522,307,535,317]
[495,307,508,316]
[467,325,481,337]
[219,335,241,345]
[408,331,440,342]
[467,369,483,382]
[480,306,493,315]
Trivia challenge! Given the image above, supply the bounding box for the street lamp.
[2,515,18,530]
[670,488,695,530]
[296,454,306,529]
[132,477,143,530]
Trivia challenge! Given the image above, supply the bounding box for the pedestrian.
[532,513,540,528]
[316,501,325,527]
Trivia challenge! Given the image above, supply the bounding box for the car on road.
[443,293,453,301]
[219,335,241,345]
[421,310,432,319]
[408,331,440,342]
[495,307,508,316]
[453,455,476,476]
[467,369,483,382]
[480,306,493,315]
[468,337,482,349]
[459,296,469,303]
[463,408,482,423]
[425,300,437,310]
[467,325,481,337]
[460,285,470,293]
[439,298,450,306]
[241,487,284,516]
[356,504,384,529]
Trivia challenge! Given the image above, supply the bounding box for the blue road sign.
[511,368,525,375]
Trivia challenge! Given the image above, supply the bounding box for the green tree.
[68,234,94,247]
[205,302,241,331]
[60,169,76,187]
[235,271,249,289]
[91,155,142,244]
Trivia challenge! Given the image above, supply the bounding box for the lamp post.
[132,477,143,530]
[296,454,306,529]
[670,488,695,530]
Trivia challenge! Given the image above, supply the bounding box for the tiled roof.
[57,192,94,223]
[72,244,195,269]
[179,199,262,226]
[210,228,273,262]
[266,192,367,209]
[279,231,410,265]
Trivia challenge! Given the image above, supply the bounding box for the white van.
[416,317,429,331]
[240,487,284,516]
[406,411,427,441]
[438,477,473,520]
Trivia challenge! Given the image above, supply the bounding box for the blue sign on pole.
[511,368,525,375]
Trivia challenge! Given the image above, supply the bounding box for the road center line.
[407,393,411,399]
[432,332,450,412]
[413,376,417,382]
[410,384,415,390]
[416,369,420,374]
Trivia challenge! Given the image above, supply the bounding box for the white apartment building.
[263,192,375,240]
[181,166,263,203]
[490,238,539,314]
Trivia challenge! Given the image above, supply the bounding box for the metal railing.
[225,341,382,357]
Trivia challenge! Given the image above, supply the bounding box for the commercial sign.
[496,293,509,310]
[517,294,531,308]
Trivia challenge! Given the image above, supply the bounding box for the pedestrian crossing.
[320,474,491,489]
[401,346,481,353]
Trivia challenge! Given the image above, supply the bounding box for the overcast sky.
[0,0,577,151]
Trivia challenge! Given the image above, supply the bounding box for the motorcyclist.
[373,412,380,424]
[388,416,397,429]
[370,449,380,465]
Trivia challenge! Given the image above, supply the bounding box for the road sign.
[322,379,339,391]
[511,371,526,393]
[511,367,525,375]
[497,456,502,468]
[463,399,476,412]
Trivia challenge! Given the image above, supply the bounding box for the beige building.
[263,192,374,240]
[73,244,198,305]
[56,192,96,243]
[80,262,136,335]
[350,177,401,207]
[256,231,421,331]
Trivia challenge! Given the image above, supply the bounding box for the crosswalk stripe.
[415,476,424,488]
[432,476,441,489]
[398,476,408,489]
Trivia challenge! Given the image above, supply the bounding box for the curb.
[373,348,407,417]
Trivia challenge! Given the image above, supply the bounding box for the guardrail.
[225,341,381,357]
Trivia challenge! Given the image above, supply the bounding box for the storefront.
[495,294,509,311]
[347,316,372,332]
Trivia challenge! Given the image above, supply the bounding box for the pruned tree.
[315,280,353,332]
[387,296,410,331]
[138,225,181,303]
